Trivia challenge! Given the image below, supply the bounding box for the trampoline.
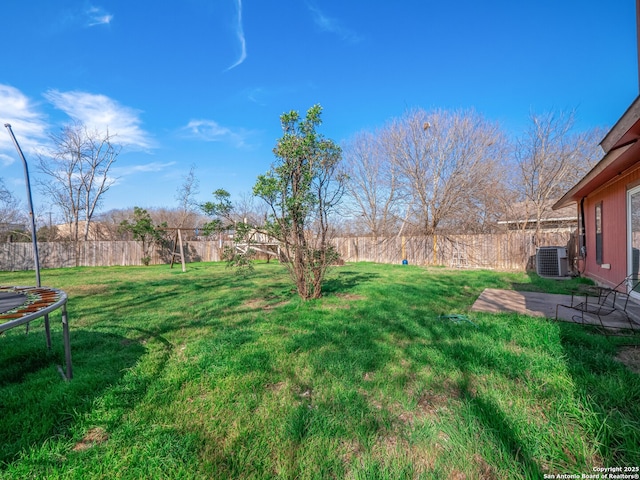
[0,286,72,380]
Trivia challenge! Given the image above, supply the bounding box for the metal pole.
[4,124,41,287]
[61,302,73,380]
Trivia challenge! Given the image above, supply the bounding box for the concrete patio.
[471,288,640,332]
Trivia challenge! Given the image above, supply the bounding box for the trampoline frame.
[0,286,72,380]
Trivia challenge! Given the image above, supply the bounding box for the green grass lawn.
[0,262,638,479]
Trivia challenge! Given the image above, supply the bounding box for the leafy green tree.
[201,188,256,275]
[119,207,166,265]
[200,189,234,235]
[253,104,344,299]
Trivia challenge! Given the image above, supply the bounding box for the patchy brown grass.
[66,284,110,297]
[416,391,451,416]
[473,454,498,480]
[333,293,366,301]
[262,300,290,311]
[243,298,266,309]
[615,346,640,374]
[366,433,442,477]
[72,427,108,452]
[340,438,364,466]
[242,298,289,311]
[265,381,286,393]
[320,293,365,310]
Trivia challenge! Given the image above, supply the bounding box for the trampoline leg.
[61,304,73,380]
[44,313,52,350]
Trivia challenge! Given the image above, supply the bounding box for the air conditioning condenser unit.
[536,246,569,277]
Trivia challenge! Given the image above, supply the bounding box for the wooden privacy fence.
[0,231,573,271]
[0,240,226,271]
[332,231,574,270]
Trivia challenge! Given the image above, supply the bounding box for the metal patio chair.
[555,275,640,336]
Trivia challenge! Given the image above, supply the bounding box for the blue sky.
[1,1,638,218]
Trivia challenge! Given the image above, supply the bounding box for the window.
[595,202,603,265]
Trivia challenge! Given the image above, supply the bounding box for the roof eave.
[553,141,638,210]
[601,95,640,153]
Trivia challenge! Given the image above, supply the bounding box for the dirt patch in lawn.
[334,293,365,301]
[615,346,640,374]
[67,284,110,296]
[416,391,451,416]
[265,381,286,393]
[322,293,366,310]
[73,427,108,452]
[243,298,289,311]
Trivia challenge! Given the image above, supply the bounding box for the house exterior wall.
[583,162,640,288]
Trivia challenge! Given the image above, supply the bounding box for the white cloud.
[246,87,267,106]
[0,153,16,167]
[49,5,113,33]
[85,6,113,27]
[107,162,176,189]
[226,0,247,71]
[182,119,249,147]
[112,161,176,177]
[44,89,154,150]
[0,84,49,159]
[306,3,362,43]
[1,85,157,163]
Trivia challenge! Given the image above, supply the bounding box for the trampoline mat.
[0,291,28,315]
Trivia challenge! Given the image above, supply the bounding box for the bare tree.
[174,164,200,228]
[233,191,268,227]
[513,110,603,238]
[97,207,208,241]
[341,130,402,237]
[0,179,21,223]
[385,108,507,235]
[94,208,133,240]
[37,122,120,244]
[0,179,27,241]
